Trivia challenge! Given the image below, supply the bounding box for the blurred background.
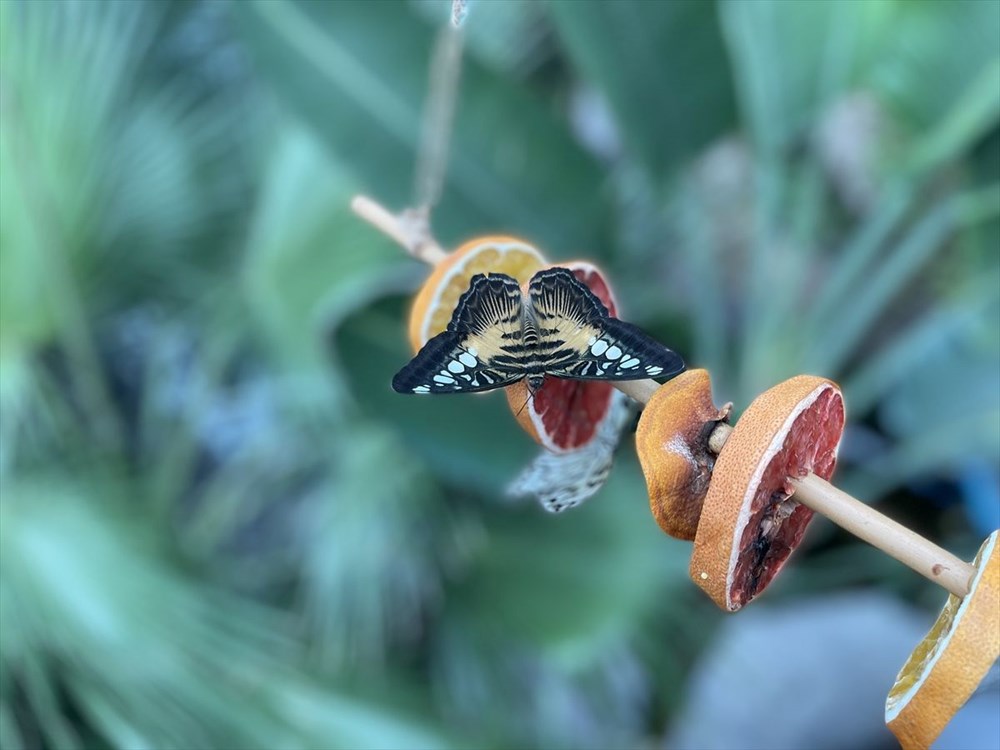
[1,1,998,748]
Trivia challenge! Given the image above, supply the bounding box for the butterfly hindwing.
[529,267,685,381]
[392,273,525,394]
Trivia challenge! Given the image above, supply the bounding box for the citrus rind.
[690,375,845,611]
[636,369,730,540]
[885,529,999,750]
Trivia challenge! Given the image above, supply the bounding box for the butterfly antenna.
[515,388,533,418]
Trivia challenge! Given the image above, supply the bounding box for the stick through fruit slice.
[688,375,846,611]
[621,374,975,609]
[625,373,978,604]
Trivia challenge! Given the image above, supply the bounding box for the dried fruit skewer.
[351,195,978,600]
[627,372,976,600]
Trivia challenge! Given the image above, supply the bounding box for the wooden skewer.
[350,196,448,265]
[351,194,978,599]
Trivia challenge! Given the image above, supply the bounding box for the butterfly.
[392,267,684,395]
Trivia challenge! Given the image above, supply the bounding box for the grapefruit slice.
[504,262,619,454]
[886,529,999,750]
[635,370,731,540]
[690,375,846,611]
[407,236,546,353]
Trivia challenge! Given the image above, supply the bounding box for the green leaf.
[906,58,1000,177]
[448,458,685,656]
[243,122,411,378]
[719,0,892,154]
[232,0,609,255]
[872,0,1000,132]
[336,300,537,491]
[547,0,736,182]
[1,479,460,750]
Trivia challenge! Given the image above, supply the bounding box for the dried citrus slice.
[636,370,731,540]
[886,529,999,750]
[690,375,846,611]
[504,262,620,454]
[407,236,545,353]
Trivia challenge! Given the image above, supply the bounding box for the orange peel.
[886,529,999,750]
[635,370,731,540]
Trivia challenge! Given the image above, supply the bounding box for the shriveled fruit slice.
[690,375,846,611]
[504,262,619,454]
[407,235,546,353]
[635,370,731,540]
[886,529,999,750]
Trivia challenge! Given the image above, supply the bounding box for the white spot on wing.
[591,340,609,356]
[413,385,430,393]
[434,373,456,384]
[448,360,465,373]
[466,346,478,357]
[647,365,663,375]
[606,345,622,359]
[459,352,478,368]
[621,357,640,368]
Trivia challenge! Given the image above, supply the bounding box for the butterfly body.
[392,268,684,395]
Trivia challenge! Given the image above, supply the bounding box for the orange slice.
[886,529,999,750]
[690,375,846,611]
[407,236,545,353]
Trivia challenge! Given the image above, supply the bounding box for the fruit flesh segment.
[729,387,844,608]
[532,378,614,448]
[425,246,544,343]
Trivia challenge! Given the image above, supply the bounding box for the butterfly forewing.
[529,268,685,382]
[392,274,525,394]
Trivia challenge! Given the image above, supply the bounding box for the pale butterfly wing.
[507,390,633,512]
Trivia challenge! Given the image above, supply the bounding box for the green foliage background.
[1,1,997,748]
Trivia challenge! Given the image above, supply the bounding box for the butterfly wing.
[392,273,525,394]
[528,267,685,381]
[507,390,633,512]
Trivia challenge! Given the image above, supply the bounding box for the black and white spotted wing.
[391,273,524,394]
[527,268,685,381]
